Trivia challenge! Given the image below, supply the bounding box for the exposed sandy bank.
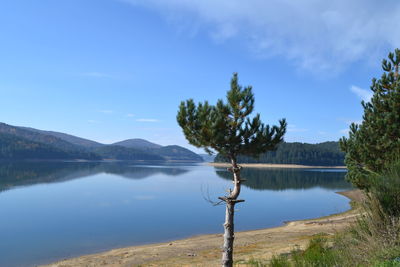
[42,190,361,267]
[209,163,347,169]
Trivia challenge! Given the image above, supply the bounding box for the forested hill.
[214,141,345,166]
[0,122,203,162]
[112,139,162,150]
[19,126,104,148]
[0,133,100,160]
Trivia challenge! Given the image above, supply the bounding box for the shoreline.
[209,162,347,169]
[42,189,361,267]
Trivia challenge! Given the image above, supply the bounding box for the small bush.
[291,236,340,267]
[333,161,400,265]
[265,235,341,267]
[269,255,291,267]
[372,259,400,267]
[245,258,268,266]
[368,161,400,217]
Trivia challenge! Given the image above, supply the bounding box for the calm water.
[0,162,352,267]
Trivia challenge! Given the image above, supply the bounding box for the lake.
[0,162,352,267]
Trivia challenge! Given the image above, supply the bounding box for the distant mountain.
[199,153,216,162]
[93,145,164,161]
[0,133,100,160]
[113,140,202,162]
[0,123,87,153]
[112,139,162,150]
[154,145,204,162]
[113,141,203,162]
[214,141,345,166]
[19,127,104,148]
[0,122,202,162]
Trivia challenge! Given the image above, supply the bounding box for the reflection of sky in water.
[0,163,352,267]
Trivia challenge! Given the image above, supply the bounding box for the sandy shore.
[42,190,361,267]
[209,163,347,169]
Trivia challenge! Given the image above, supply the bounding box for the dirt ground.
[42,190,361,267]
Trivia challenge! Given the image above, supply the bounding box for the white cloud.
[350,85,373,102]
[120,0,400,74]
[88,120,100,124]
[126,113,135,117]
[136,118,159,122]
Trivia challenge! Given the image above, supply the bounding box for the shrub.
[290,235,340,267]
[368,160,400,217]
[269,255,291,267]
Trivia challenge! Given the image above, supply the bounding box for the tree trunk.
[222,200,235,267]
[220,157,244,267]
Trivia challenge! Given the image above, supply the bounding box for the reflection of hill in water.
[101,164,189,179]
[0,162,189,192]
[215,168,352,191]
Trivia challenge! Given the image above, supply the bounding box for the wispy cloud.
[339,118,363,136]
[81,72,114,78]
[99,110,114,114]
[98,139,120,144]
[88,120,100,124]
[346,119,362,126]
[126,113,135,117]
[350,85,373,102]
[121,0,400,74]
[136,118,159,122]
[134,195,156,200]
[338,118,363,126]
[287,124,308,132]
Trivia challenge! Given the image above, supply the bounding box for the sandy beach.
[41,190,361,267]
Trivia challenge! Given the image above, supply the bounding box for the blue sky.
[0,0,398,153]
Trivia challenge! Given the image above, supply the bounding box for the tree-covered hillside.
[93,145,165,161]
[0,123,89,153]
[0,133,100,160]
[154,145,204,161]
[112,139,162,150]
[214,141,344,166]
[0,122,203,162]
[20,127,104,148]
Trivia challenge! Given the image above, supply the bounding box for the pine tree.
[340,49,400,189]
[177,73,286,267]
